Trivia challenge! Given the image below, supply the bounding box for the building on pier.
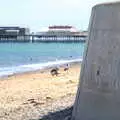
[0,26,30,42]
[34,25,88,42]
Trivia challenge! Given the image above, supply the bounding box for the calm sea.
[0,42,85,77]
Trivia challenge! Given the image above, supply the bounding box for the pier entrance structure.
[0,27,30,42]
[33,26,87,42]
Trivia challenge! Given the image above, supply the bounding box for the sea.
[0,42,85,77]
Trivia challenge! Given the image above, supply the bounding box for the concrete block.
[72,2,120,120]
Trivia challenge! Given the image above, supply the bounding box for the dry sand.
[0,63,81,120]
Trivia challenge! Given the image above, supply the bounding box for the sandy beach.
[0,62,81,120]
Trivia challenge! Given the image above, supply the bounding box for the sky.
[0,0,116,32]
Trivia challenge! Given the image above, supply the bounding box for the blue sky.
[0,0,115,32]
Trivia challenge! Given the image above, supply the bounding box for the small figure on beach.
[50,67,59,76]
[64,64,69,71]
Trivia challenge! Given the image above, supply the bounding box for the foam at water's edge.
[0,58,82,77]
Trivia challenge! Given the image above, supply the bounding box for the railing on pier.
[0,34,87,43]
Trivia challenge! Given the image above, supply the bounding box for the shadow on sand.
[39,106,73,120]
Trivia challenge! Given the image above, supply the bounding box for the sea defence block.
[71,2,120,120]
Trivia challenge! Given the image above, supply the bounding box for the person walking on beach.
[64,64,69,71]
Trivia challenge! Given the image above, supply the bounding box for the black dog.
[50,68,59,76]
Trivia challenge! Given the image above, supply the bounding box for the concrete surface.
[72,2,120,120]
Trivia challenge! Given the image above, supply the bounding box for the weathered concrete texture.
[72,2,120,120]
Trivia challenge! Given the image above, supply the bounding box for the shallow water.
[0,42,85,77]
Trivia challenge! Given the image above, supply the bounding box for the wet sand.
[0,63,81,120]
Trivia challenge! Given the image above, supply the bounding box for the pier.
[0,26,88,42]
[32,26,87,42]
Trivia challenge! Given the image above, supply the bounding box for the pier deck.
[0,34,87,42]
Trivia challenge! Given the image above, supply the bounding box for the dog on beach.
[50,68,59,76]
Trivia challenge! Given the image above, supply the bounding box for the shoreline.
[1,61,81,80]
[0,62,81,120]
[0,59,82,79]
